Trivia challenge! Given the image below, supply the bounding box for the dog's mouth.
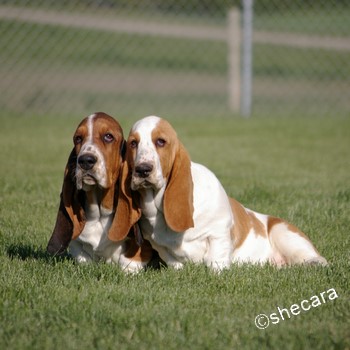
[82,174,97,186]
[131,178,154,190]
[76,164,108,191]
[131,173,165,191]
[76,171,100,191]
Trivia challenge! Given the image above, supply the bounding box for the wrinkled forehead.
[93,113,123,137]
[130,116,177,142]
[75,113,123,139]
[130,116,160,141]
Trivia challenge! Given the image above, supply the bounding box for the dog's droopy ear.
[163,142,195,232]
[47,149,86,255]
[108,161,141,242]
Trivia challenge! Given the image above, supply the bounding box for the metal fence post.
[241,0,254,117]
[228,8,241,114]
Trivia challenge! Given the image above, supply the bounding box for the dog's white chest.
[80,191,113,243]
[140,188,164,225]
[139,187,207,264]
[80,206,112,247]
[140,188,179,242]
[68,191,120,262]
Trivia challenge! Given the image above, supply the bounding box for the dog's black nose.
[135,163,153,178]
[78,154,97,170]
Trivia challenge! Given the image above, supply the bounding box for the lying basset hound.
[46,112,153,272]
[111,116,327,270]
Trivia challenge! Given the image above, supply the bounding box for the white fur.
[232,229,273,264]
[75,114,108,190]
[232,210,327,266]
[131,116,327,269]
[131,116,165,191]
[69,198,147,273]
[268,222,326,265]
[132,117,233,271]
[69,114,146,273]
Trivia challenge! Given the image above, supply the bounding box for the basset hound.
[111,116,327,270]
[46,112,154,272]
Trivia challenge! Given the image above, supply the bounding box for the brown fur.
[108,161,141,241]
[267,216,313,243]
[124,237,154,262]
[113,118,195,237]
[151,119,195,232]
[47,148,85,254]
[47,113,131,255]
[229,198,267,249]
[163,140,195,232]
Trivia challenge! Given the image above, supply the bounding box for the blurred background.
[1,0,349,119]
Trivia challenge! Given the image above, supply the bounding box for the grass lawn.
[0,113,349,349]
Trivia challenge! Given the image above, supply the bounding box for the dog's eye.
[104,133,114,143]
[130,140,138,149]
[74,136,83,144]
[156,138,166,147]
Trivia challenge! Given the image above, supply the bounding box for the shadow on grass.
[6,243,71,263]
[5,243,163,270]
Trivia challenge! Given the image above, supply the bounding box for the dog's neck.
[138,186,165,219]
[84,187,114,220]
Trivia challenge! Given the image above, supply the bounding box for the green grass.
[0,113,349,349]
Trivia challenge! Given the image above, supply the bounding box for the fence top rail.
[1,5,349,51]
[0,5,226,42]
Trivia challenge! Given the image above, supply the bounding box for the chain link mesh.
[1,0,349,118]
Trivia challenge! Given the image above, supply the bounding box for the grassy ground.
[0,113,349,349]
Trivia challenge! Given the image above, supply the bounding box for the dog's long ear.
[163,142,194,232]
[108,161,141,241]
[47,149,85,255]
[99,140,125,220]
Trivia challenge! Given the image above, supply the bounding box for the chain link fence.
[1,0,349,118]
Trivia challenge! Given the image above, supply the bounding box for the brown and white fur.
[46,112,153,272]
[111,116,327,271]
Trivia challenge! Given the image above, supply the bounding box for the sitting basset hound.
[111,116,327,270]
[46,112,154,272]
